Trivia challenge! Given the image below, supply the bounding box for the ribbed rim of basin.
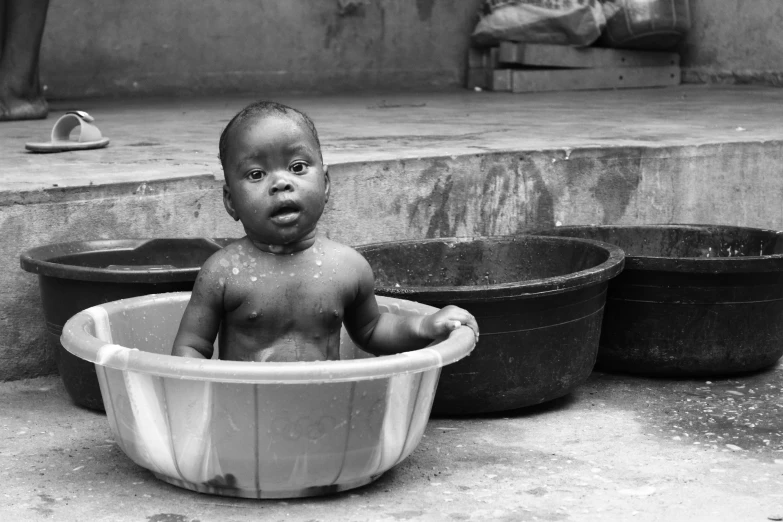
[358,235,626,302]
[20,238,234,283]
[60,292,476,384]
[538,224,783,273]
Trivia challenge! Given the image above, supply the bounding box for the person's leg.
[0,1,5,58]
[0,0,50,121]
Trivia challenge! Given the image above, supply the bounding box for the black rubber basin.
[357,236,625,414]
[20,238,235,411]
[536,224,783,376]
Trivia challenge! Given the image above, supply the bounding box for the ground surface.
[3,365,783,522]
[4,86,783,520]
[2,85,783,194]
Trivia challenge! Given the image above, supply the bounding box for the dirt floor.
[3,363,783,522]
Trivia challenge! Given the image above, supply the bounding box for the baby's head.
[219,101,322,171]
[220,101,329,253]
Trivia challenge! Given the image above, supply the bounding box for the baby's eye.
[248,170,266,180]
[290,162,308,174]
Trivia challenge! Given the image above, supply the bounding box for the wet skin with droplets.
[172,109,478,362]
[181,236,363,362]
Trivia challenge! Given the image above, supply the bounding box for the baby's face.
[223,114,329,249]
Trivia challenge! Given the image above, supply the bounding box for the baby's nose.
[269,174,294,194]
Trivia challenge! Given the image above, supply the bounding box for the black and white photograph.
[2,1,782,520]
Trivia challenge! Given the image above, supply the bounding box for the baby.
[172,101,478,362]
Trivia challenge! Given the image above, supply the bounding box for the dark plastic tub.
[20,238,235,411]
[357,236,625,414]
[536,224,783,376]
[599,0,690,51]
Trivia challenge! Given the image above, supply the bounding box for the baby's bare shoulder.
[320,238,370,269]
[197,242,242,282]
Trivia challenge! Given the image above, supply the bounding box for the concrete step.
[3,85,783,380]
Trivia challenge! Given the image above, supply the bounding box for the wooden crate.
[467,42,680,93]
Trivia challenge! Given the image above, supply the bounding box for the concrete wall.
[37,0,783,98]
[681,0,783,85]
[5,142,783,380]
[40,0,482,98]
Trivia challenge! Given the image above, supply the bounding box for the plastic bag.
[471,0,607,47]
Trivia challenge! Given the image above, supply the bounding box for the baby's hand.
[421,305,479,342]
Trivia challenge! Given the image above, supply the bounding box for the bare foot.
[0,90,48,121]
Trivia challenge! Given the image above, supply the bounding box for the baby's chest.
[226,277,350,326]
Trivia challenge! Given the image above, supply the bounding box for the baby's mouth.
[270,202,301,224]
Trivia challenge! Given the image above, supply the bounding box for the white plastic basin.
[61,292,475,498]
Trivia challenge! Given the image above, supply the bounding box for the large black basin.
[20,238,235,410]
[536,224,783,376]
[358,236,625,414]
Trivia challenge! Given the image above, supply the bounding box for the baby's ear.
[223,184,240,221]
[323,165,331,203]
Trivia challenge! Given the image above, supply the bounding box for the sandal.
[25,110,110,153]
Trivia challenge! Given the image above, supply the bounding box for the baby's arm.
[343,253,479,356]
[171,255,225,359]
